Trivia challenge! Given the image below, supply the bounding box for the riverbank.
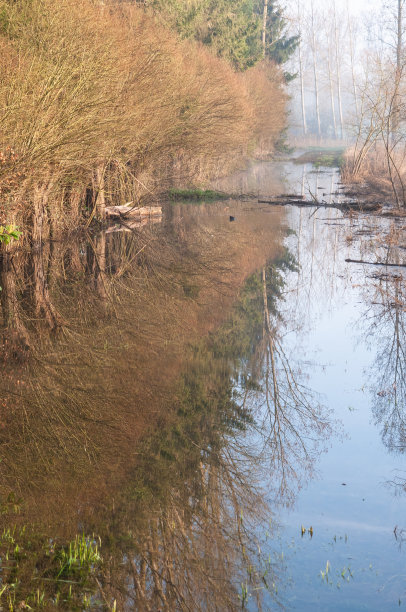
[0,0,286,247]
[341,144,406,211]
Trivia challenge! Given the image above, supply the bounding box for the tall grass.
[0,0,286,235]
[342,143,406,207]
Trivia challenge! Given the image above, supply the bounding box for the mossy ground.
[168,188,230,201]
[293,148,345,168]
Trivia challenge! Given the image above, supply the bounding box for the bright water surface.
[0,158,405,610]
[216,160,406,609]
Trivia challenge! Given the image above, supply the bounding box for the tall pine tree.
[148,0,298,73]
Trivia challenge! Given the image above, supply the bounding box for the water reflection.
[226,252,332,503]
[101,346,277,610]
[0,195,335,609]
[367,275,406,454]
[212,161,406,609]
[5,157,406,608]
[345,217,406,458]
[0,205,281,503]
[92,246,332,609]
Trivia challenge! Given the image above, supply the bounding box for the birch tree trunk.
[327,49,338,139]
[311,0,321,138]
[297,0,307,136]
[347,3,359,122]
[393,0,403,136]
[333,1,344,139]
[397,0,403,79]
[262,0,269,57]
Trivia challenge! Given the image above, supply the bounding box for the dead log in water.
[106,217,162,233]
[345,258,406,268]
[105,204,162,220]
[258,198,382,212]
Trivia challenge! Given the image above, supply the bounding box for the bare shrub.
[244,60,287,158]
[0,0,287,232]
[343,142,406,205]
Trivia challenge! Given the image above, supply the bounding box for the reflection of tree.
[365,275,406,453]
[0,223,332,609]
[0,308,284,609]
[95,251,333,609]
[256,265,329,501]
[110,342,270,610]
[0,243,63,364]
[100,391,277,611]
[0,209,285,501]
[0,254,30,361]
[214,249,332,503]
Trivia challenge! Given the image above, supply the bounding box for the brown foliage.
[0,0,286,231]
[342,143,406,206]
[244,60,287,157]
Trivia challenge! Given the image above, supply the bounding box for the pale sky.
[291,0,381,17]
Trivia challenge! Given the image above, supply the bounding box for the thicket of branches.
[0,0,287,235]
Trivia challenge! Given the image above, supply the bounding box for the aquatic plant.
[56,534,102,579]
[0,524,104,610]
[168,188,230,200]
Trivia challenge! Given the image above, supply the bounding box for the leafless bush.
[0,0,287,234]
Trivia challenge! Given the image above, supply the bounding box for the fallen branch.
[345,258,406,268]
[105,205,162,220]
[258,199,381,211]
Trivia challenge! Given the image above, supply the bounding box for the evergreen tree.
[256,0,299,80]
[149,0,298,72]
[196,0,262,70]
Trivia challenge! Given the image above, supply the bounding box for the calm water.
[0,159,405,610]
[270,169,406,611]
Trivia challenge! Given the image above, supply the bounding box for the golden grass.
[342,143,406,206]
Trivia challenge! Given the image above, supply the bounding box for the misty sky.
[295,0,381,16]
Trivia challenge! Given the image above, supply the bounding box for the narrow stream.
[267,164,406,611]
[0,159,405,610]
[218,160,406,610]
